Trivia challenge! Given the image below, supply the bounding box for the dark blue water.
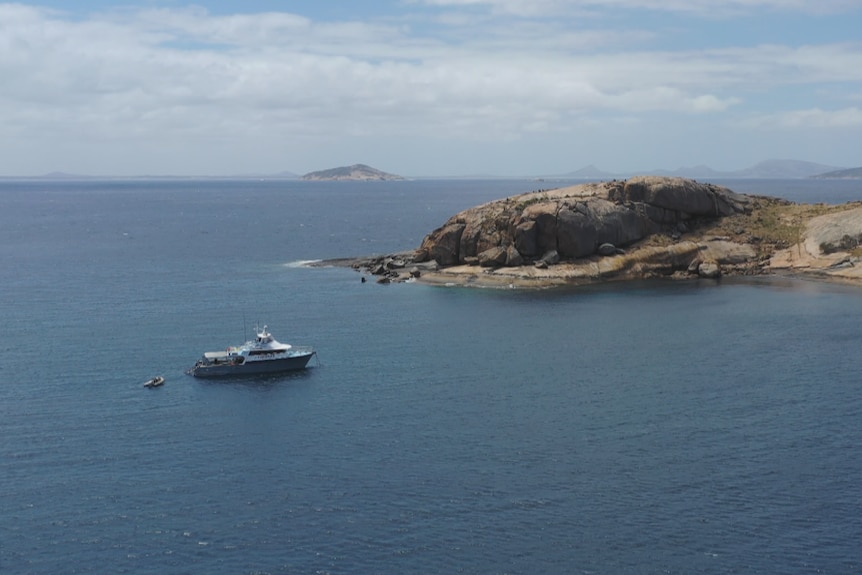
[2,179,862,574]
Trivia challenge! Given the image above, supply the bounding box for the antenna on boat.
[242,311,247,341]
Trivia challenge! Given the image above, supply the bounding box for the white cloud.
[417,0,862,16]
[1,3,754,144]
[0,3,860,174]
[689,94,741,112]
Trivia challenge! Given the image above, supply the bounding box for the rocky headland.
[323,176,862,288]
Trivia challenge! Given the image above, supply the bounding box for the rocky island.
[302,164,404,181]
[324,176,862,288]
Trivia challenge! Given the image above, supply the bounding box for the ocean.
[2,177,862,574]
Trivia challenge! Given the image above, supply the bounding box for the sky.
[1,1,861,176]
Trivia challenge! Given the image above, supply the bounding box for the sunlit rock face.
[416,176,750,267]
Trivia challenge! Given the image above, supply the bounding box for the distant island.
[4,158,856,181]
[813,167,862,179]
[301,164,404,181]
[559,159,846,180]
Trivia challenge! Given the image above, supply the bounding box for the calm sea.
[2,178,862,574]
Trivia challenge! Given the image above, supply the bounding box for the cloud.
[0,2,860,174]
[417,0,862,16]
[1,3,754,145]
[748,107,862,129]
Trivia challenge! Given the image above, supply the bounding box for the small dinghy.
[143,376,165,388]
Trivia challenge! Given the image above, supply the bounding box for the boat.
[143,376,165,388]
[188,325,315,378]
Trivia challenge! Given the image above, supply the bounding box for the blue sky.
[1,0,860,176]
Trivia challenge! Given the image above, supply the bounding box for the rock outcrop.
[414,176,750,267]
[318,176,862,288]
[769,205,862,282]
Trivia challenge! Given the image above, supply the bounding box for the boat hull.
[189,351,315,378]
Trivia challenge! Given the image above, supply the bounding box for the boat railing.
[289,346,315,355]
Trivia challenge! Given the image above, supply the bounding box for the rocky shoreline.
[312,176,862,288]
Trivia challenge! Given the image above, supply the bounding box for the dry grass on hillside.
[673,197,855,257]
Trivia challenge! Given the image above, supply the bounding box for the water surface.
[2,178,861,574]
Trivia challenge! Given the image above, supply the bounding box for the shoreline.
[311,238,862,290]
[309,177,862,290]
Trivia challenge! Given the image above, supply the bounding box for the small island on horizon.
[813,167,862,180]
[301,164,404,181]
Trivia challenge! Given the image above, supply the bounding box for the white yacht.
[189,326,315,378]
